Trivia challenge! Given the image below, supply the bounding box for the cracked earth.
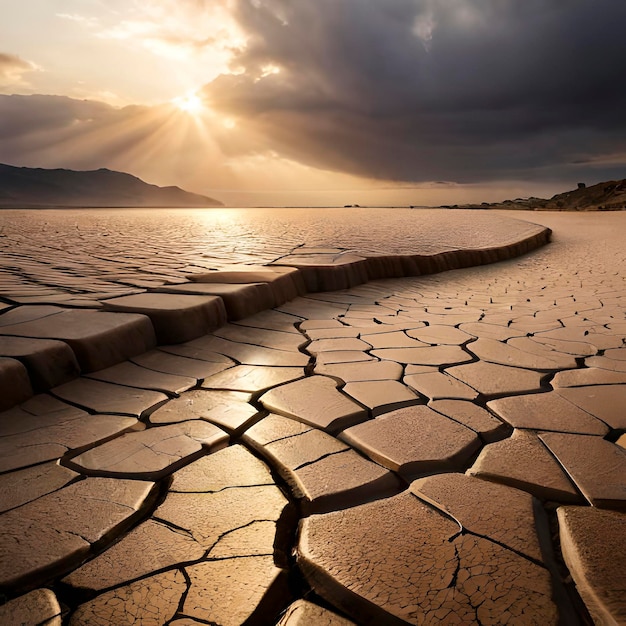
[0,209,624,625]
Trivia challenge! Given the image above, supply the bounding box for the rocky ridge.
[445,178,626,211]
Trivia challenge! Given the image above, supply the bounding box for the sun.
[173,93,205,115]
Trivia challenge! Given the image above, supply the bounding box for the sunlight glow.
[255,64,281,83]
[173,93,205,115]
[261,64,281,78]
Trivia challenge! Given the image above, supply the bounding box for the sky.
[1,0,626,207]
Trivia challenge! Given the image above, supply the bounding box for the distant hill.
[444,179,626,211]
[0,163,223,208]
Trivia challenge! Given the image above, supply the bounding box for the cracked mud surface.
[0,210,625,624]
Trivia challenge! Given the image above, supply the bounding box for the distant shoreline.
[1,204,624,211]
[2,164,625,211]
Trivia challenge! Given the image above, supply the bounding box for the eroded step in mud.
[0,307,157,373]
[102,293,227,344]
[187,265,306,304]
[0,356,33,411]
[0,336,80,392]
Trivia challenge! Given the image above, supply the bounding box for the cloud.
[0,94,114,142]
[56,13,99,27]
[97,0,244,70]
[199,0,626,184]
[0,92,463,207]
[2,0,626,198]
[0,53,39,87]
[0,92,354,200]
[0,94,212,171]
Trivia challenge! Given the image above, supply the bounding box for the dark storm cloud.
[0,94,164,171]
[204,0,626,183]
[0,95,113,140]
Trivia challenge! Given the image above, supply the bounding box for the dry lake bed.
[0,208,624,625]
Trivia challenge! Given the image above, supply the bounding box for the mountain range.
[0,163,223,208]
[2,162,625,211]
